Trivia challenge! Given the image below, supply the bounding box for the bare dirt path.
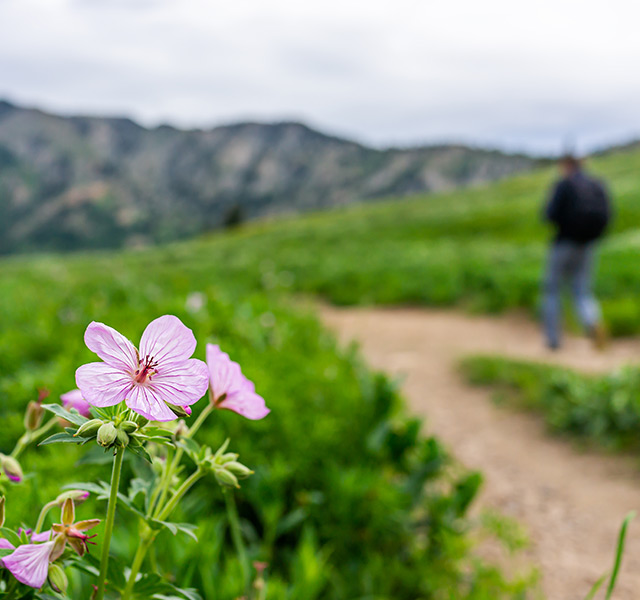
[321,306,640,600]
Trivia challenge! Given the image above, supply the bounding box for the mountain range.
[0,99,540,254]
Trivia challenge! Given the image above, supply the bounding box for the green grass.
[170,145,640,334]
[5,144,640,597]
[0,248,534,598]
[461,355,640,452]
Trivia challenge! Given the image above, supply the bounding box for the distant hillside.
[0,99,539,253]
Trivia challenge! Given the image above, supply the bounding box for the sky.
[1,0,639,155]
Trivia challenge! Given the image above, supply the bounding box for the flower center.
[134,355,158,384]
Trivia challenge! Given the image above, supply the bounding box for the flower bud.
[97,422,117,448]
[1,455,23,483]
[48,563,68,593]
[120,420,138,434]
[24,401,44,431]
[0,496,5,527]
[116,429,129,448]
[169,404,192,418]
[61,498,75,526]
[214,468,239,489]
[224,461,253,479]
[74,419,103,438]
[55,490,90,507]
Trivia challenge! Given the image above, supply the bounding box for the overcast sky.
[1,0,639,155]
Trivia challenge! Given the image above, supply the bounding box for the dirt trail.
[321,306,640,600]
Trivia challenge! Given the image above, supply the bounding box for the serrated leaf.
[41,404,88,427]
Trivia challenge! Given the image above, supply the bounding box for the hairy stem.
[95,445,125,600]
[34,501,57,534]
[224,490,249,590]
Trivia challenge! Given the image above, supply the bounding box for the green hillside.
[190,145,640,334]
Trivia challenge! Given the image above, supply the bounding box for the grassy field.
[4,145,640,597]
[0,249,533,598]
[180,145,640,334]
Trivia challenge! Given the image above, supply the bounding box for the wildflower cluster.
[0,314,269,599]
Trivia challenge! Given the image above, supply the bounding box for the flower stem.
[121,528,154,600]
[34,501,57,534]
[224,490,249,590]
[11,417,58,459]
[95,445,125,600]
[123,468,204,599]
[157,468,204,521]
[152,403,214,518]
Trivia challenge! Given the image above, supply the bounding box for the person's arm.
[543,181,564,223]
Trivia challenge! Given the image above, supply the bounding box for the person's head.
[559,154,581,176]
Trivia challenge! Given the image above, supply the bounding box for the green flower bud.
[214,468,239,489]
[96,422,117,448]
[116,429,129,448]
[224,461,253,479]
[219,452,239,464]
[24,401,44,431]
[74,418,103,438]
[120,420,138,434]
[48,563,68,594]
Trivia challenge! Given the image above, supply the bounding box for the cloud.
[0,0,639,154]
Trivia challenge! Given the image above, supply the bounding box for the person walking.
[542,154,612,350]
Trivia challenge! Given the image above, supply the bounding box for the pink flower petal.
[139,315,197,369]
[206,344,269,420]
[76,363,133,407]
[206,344,253,401]
[0,539,14,550]
[151,359,209,406]
[29,531,52,543]
[125,385,178,422]
[60,389,91,418]
[84,322,138,371]
[2,541,54,589]
[219,391,270,420]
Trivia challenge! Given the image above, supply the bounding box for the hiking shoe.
[590,322,609,351]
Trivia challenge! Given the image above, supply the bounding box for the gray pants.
[542,241,601,348]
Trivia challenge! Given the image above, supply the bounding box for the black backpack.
[562,175,611,243]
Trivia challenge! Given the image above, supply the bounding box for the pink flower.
[76,315,209,422]
[60,389,91,418]
[206,344,269,420]
[0,538,14,550]
[2,541,55,588]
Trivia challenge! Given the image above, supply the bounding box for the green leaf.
[41,404,88,427]
[147,519,198,541]
[0,527,22,548]
[127,443,153,463]
[141,426,175,438]
[604,510,635,600]
[176,437,200,460]
[39,432,88,446]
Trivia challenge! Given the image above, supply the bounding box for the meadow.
[2,145,639,598]
[0,250,532,598]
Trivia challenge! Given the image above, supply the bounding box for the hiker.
[542,154,612,350]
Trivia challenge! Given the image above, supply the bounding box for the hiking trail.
[321,306,640,600]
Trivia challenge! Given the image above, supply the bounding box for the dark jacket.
[544,170,611,243]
